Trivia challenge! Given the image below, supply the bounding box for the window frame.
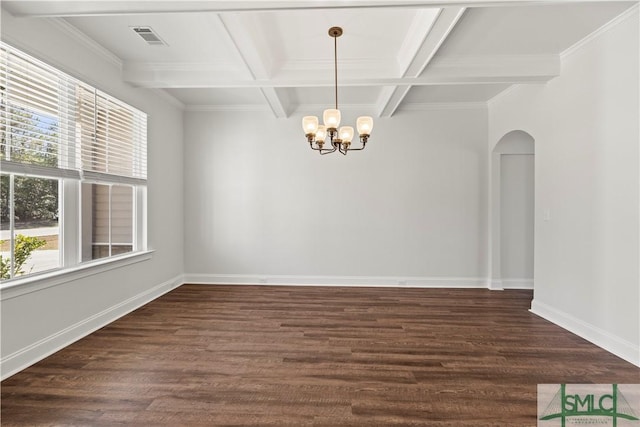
[0,42,148,286]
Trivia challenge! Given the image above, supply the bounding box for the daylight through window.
[0,42,147,282]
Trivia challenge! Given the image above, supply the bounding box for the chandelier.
[302,27,373,155]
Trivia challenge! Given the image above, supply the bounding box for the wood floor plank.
[2,285,639,426]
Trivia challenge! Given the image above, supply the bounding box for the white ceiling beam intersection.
[215,13,289,118]
[377,7,466,117]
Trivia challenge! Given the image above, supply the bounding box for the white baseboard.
[487,278,534,290]
[488,279,503,290]
[1,274,183,381]
[530,299,640,367]
[502,278,534,290]
[184,273,488,289]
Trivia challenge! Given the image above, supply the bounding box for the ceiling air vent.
[132,27,167,46]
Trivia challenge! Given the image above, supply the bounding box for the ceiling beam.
[260,88,288,118]
[2,0,625,18]
[122,65,560,88]
[215,13,289,118]
[377,7,466,117]
[121,55,561,89]
[376,86,413,117]
[403,8,467,78]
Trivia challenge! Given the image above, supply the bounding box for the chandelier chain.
[334,33,338,110]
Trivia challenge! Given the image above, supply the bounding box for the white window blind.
[0,42,147,185]
[0,43,79,179]
[78,84,147,185]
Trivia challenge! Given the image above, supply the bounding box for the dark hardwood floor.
[2,285,638,426]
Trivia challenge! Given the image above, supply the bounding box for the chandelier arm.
[320,146,338,155]
[309,138,338,154]
[310,144,336,154]
[310,145,335,153]
[345,142,367,151]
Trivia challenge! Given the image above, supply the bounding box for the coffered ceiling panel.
[65,13,242,63]
[2,0,637,117]
[433,2,634,57]
[253,9,423,68]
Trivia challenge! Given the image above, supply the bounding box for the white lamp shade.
[356,116,373,135]
[316,125,327,142]
[323,109,341,129]
[339,126,354,143]
[302,116,319,135]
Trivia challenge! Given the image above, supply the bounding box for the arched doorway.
[489,130,535,290]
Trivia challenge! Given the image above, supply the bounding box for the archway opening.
[489,130,535,291]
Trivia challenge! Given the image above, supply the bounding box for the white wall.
[1,11,185,377]
[184,108,488,285]
[489,8,639,365]
[500,154,534,282]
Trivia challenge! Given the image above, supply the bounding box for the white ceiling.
[2,1,636,117]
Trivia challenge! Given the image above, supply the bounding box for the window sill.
[0,250,154,301]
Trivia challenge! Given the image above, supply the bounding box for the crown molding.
[47,18,123,70]
[560,3,639,60]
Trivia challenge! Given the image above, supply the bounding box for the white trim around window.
[1,41,148,285]
[0,250,154,301]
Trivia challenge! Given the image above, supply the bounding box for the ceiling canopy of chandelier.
[302,27,373,155]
